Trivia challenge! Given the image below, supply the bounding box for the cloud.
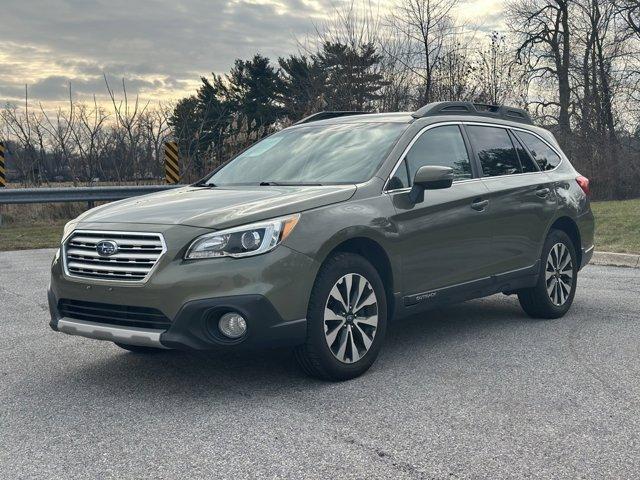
[0,0,507,106]
[0,0,333,104]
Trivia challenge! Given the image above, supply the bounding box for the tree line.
[0,80,172,185]
[2,0,639,199]
[171,0,640,199]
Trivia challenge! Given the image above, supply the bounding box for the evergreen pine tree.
[277,55,326,121]
[316,42,386,111]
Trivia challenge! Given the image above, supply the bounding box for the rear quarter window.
[509,131,539,173]
[515,131,562,171]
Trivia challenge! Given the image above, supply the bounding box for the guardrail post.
[164,141,180,184]
[0,142,6,188]
[0,141,5,225]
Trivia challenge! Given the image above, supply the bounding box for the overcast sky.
[0,0,505,107]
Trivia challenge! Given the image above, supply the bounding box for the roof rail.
[412,102,533,125]
[294,111,370,125]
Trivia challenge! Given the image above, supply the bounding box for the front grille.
[63,230,166,282]
[58,299,171,330]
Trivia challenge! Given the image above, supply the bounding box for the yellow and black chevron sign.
[0,141,6,187]
[164,141,180,184]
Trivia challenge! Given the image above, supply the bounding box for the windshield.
[205,122,407,186]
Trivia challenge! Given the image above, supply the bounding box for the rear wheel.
[114,342,166,354]
[518,230,578,319]
[295,253,387,381]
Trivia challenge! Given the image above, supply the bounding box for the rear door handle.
[471,199,489,211]
[536,187,551,198]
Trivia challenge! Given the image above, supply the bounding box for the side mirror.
[409,166,454,203]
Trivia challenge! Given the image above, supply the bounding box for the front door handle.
[471,199,489,211]
[536,187,551,198]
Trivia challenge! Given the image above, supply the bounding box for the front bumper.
[56,317,168,348]
[49,222,318,350]
[49,289,307,350]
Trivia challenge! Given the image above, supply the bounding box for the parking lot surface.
[1,249,639,479]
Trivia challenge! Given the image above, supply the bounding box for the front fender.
[283,194,402,293]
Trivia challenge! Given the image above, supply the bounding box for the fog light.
[218,312,247,339]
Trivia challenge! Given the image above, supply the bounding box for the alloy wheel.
[324,273,378,364]
[545,243,574,306]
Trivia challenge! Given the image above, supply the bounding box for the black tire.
[518,229,578,319]
[114,342,166,354]
[295,252,387,381]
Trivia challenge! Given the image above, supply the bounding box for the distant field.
[0,198,638,253]
[0,221,66,251]
[591,199,640,254]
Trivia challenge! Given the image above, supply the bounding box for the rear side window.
[510,131,539,173]
[405,125,472,182]
[516,131,562,171]
[466,126,521,177]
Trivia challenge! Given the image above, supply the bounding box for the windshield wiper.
[259,181,323,186]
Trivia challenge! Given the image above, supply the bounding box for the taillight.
[576,175,590,196]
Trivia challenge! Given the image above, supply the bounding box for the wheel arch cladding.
[326,237,395,321]
[549,216,582,267]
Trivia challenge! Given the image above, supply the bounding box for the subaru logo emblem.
[96,240,118,257]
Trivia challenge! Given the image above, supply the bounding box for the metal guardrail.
[0,185,183,206]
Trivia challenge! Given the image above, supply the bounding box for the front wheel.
[518,230,578,319]
[295,253,387,381]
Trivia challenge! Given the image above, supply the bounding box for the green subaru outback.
[49,102,594,380]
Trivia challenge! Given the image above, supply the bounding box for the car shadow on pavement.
[50,295,530,397]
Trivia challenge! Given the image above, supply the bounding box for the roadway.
[1,249,639,479]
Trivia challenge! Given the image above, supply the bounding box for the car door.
[464,124,557,275]
[387,123,495,304]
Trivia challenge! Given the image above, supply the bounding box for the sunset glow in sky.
[0,0,506,108]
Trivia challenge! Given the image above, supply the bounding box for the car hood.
[75,185,357,229]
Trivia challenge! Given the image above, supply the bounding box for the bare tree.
[104,76,151,182]
[612,0,640,36]
[140,103,172,178]
[472,32,529,106]
[508,0,573,136]
[572,0,639,196]
[377,29,415,111]
[70,98,110,181]
[1,87,49,185]
[37,85,79,182]
[385,0,460,106]
[430,28,476,102]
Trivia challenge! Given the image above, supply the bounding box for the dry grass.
[0,221,66,251]
[1,197,639,253]
[0,200,92,250]
[591,199,640,254]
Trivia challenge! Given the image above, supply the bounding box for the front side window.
[206,122,407,186]
[467,126,521,177]
[388,161,410,190]
[516,131,562,171]
[404,125,473,182]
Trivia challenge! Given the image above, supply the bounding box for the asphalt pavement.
[1,249,639,479]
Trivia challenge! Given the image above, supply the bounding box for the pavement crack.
[332,433,452,480]
[0,285,28,300]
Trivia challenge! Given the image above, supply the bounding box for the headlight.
[185,214,300,260]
